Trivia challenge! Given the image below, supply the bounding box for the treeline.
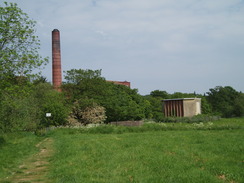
[1,68,244,132]
[145,86,244,121]
[1,2,244,133]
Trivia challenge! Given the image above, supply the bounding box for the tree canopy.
[62,69,151,122]
[0,2,48,87]
[206,86,243,117]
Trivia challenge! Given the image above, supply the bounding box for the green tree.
[206,86,242,117]
[0,89,39,132]
[64,69,103,84]
[63,69,152,122]
[0,2,49,132]
[150,90,169,99]
[0,2,48,89]
[33,83,69,127]
[144,95,163,121]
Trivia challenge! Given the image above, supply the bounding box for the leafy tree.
[200,96,212,115]
[206,86,242,117]
[33,83,69,127]
[0,89,39,132]
[64,69,103,84]
[0,2,49,132]
[0,2,48,89]
[63,69,152,122]
[170,92,196,99]
[150,90,169,99]
[143,95,163,121]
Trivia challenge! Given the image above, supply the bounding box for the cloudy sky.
[2,0,244,95]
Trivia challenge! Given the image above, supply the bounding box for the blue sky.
[2,0,244,95]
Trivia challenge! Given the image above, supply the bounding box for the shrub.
[71,98,107,125]
[0,91,40,132]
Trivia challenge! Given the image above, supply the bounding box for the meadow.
[0,118,243,183]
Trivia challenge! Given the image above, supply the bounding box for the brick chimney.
[52,29,62,91]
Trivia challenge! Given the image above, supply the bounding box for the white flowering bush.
[71,98,107,125]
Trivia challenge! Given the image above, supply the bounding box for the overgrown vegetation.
[0,2,243,133]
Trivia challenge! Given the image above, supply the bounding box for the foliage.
[71,98,106,125]
[0,83,69,132]
[206,86,243,117]
[63,69,152,122]
[64,69,103,84]
[0,136,5,147]
[0,2,48,87]
[143,95,163,121]
[200,96,212,114]
[150,90,169,98]
[0,2,50,132]
[233,93,244,117]
[33,83,69,127]
[0,85,40,132]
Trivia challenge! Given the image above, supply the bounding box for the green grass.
[48,118,244,182]
[0,132,42,179]
[0,118,243,182]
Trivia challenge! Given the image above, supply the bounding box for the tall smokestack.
[52,29,62,91]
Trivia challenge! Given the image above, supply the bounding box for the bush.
[71,98,107,125]
[0,90,40,132]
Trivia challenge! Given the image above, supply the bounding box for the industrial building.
[107,80,131,88]
[163,98,201,117]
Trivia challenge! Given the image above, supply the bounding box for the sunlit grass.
[48,119,244,182]
[0,132,41,179]
[0,118,243,182]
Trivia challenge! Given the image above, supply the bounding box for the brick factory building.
[163,98,201,117]
[107,80,131,88]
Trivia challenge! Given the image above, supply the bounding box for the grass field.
[0,132,41,180]
[0,118,244,182]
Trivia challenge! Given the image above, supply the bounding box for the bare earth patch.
[4,138,54,183]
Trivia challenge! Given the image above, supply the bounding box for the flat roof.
[163,98,201,101]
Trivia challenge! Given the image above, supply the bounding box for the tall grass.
[48,121,244,182]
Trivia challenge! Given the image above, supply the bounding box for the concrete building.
[163,98,201,117]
